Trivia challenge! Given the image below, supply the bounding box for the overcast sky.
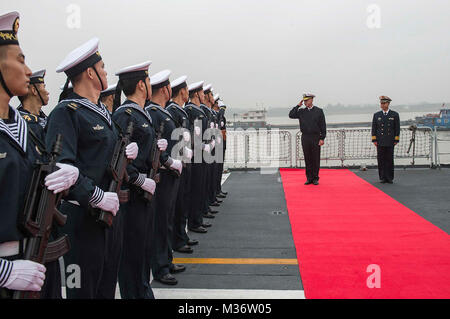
[1,0,449,112]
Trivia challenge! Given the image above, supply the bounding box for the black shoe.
[210,202,220,207]
[215,199,223,203]
[187,239,199,246]
[304,180,312,185]
[380,179,387,184]
[155,274,178,285]
[174,245,193,254]
[210,209,219,214]
[221,191,228,195]
[189,226,207,233]
[169,264,186,274]
[386,180,393,184]
[312,180,319,185]
[203,212,215,219]
[202,222,212,228]
[217,194,226,199]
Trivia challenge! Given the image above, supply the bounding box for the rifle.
[143,122,164,201]
[97,121,134,227]
[13,134,70,299]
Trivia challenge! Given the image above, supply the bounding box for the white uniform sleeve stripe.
[133,173,146,187]
[0,259,13,287]
[89,186,105,206]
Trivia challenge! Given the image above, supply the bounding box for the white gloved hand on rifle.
[125,142,139,160]
[157,139,168,152]
[95,192,119,216]
[194,126,201,136]
[183,131,191,142]
[44,163,79,194]
[184,147,193,160]
[2,260,46,292]
[170,159,183,175]
[141,178,156,195]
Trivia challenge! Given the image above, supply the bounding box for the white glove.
[3,260,46,292]
[157,139,168,152]
[141,178,156,195]
[44,163,79,194]
[183,131,191,142]
[204,144,211,153]
[217,136,222,144]
[210,122,214,129]
[194,126,201,136]
[215,123,219,129]
[210,139,216,149]
[95,192,119,216]
[184,147,193,159]
[221,121,224,127]
[170,159,183,175]
[126,142,139,160]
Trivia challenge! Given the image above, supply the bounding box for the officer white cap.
[150,69,171,90]
[303,93,315,101]
[188,81,204,93]
[214,93,220,102]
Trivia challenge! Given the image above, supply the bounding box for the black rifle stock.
[97,121,134,227]
[143,122,164,201]
[13,134,70,299]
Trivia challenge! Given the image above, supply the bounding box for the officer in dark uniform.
[100,83,116,114]
[371,96,400,184]
[289,93,326,185]
[17,69,48,141]
[185,81,214,233]
[145,69,184,286]
[112,61,167,299]
[46,38,139,299]
[0,11,78,299]
[166,75,198,254]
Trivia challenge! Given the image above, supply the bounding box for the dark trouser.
[301,134,321,182]
[118,191,154,299]
[188,163,205,229]
[202,163,212,213]
[151,170,180,279]
[209,163,218,204]
[173,163,191,250]
[60,201,123,299]
[377,145,395,181]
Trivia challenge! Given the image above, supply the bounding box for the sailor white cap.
[0,11,20,46]
[214,93,220,102]
[115,61,151,79]
[60,82,73,90]
[150,69,171,89]
[100,83,117,97]
[171,75,188,90]
[188,81,204,93]
[203,83,213,93]
[56,37,102,77]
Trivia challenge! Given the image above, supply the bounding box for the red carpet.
[280,168,450,299]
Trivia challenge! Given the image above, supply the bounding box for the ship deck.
[148,167,449,299]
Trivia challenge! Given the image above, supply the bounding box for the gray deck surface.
[151,171,303,290]
[354,168,450,234]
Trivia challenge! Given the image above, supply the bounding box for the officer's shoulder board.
[125,108,133,115]
[65,102,80,111]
